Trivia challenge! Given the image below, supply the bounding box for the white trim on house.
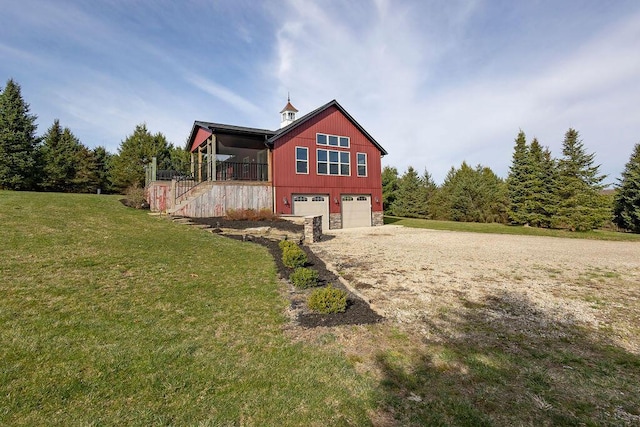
[356,152,367,177]
[295,146,309,174]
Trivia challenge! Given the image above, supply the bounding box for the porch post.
[211,135,217,181]
[197,146,203,182]
[268,149,273,182]
[151,157,157,182]
[206,137,211,181]
[190,152,195,176]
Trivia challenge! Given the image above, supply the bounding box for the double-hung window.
[296,147,308,174]
[317,149,350,176]
[357,153,367,177]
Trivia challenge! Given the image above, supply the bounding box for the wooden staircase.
[166,181,216,215]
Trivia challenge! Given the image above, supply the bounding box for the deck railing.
[215,161,268,182]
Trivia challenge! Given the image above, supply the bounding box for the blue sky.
[2,0,639,184]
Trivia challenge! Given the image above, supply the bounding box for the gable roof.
[187,100,387,156]
[268,99,388,156]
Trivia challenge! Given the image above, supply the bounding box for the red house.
[156,99,387,229]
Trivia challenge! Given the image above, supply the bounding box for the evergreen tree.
[72,145,100,193]
[507,130,531,224]
[429,166,456,220]
[110,124,171,191]
[421,168,438,219]
[40,120,83,192]
[553,128,609,231]
[391,166,426,218]
[525,139,558,228]
[168,145,190,173]
[93,146,114,193]
[381,166,399,214]
[613,143,640,233]
[0,79,39,190]
[436,162,508,223]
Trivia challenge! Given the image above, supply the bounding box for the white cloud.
[3,0,639,185]
[184,74,261,116]
[0,43,42,64]
[271,1,640,183]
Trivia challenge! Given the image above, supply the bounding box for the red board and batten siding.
[272,105,383,215]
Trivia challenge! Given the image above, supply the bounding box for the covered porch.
[188,121,276,183]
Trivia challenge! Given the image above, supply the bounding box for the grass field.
[384,215,640,241]
[0,191,375,426]
[2,191,639,426]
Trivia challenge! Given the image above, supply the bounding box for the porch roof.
[188,121,276,152]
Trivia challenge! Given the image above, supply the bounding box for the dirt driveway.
[310,225,640,353]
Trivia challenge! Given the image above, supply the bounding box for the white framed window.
[316,133,349,148]
[293,196,307,202]
[295,146,308,174]
[357,152,367,177]
[317,149,350,176]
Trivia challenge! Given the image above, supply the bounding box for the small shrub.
[225,208,280,221]
[124,184,149,209]
[290,267,319,289]
[307,285,347,314]
[279,239,297,251]
[282,245,307,269]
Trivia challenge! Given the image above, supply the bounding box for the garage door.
[293,195,329,231]
[342,195,371,228]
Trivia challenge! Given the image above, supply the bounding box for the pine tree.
[381,166,399,214]
[168,145,190,173]
[391,166,425,218]
[553,128,609,231]
[93,146,113,193]
[0,79,40,190]
[72,145,100,193]
[613,143,640,233]
[40,120,84,192]
[421,169,438,219]
[525,139,558,227]
[436,162,507,223]
[110,124,171,191]
[429,166,456,220]
[507,130,531,224]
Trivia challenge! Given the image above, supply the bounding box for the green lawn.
[0,191,374,426]
[384,216,640,241]
[3,192,639,426]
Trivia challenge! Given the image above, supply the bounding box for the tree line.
[0,78,188,194]
[3,78,639,233]
[384,129,640,233]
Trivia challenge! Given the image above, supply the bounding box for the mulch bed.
[191,217,384,328]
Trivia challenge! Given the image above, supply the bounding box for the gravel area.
[311,225,640,352]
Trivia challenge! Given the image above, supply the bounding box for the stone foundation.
[329,213,342,229]
[304,215,322,243]
[372,211,384,226]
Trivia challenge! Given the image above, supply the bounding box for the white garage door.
[293,195,330,231]
[342,195,371,228]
